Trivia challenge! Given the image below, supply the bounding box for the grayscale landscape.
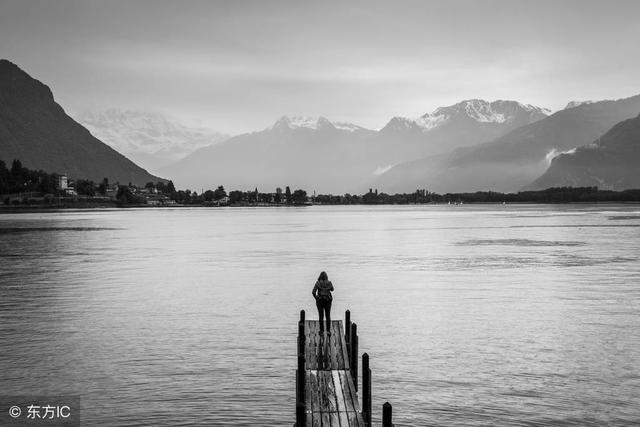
[0,1,639,426]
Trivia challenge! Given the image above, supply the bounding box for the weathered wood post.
[295,401,305,426]
[350,322,358,391]
[345,309,351,354]
[297,353,305,403]
[296,313,306,413]
[362,353,372,426]
[298,320,305,356]
[382,402,393,427]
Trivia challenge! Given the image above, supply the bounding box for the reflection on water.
[0,226,121,234]
[608,215,640,220]
[1,205,639,426]
[458,238,587,246]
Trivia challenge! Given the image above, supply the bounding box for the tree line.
[0,159,59,195]
[166,185,308,205]
[3,159,640,206]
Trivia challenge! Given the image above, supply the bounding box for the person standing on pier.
[312,271,334,336]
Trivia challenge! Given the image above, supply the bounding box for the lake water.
[1,205,639,426]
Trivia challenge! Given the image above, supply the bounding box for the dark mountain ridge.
[0,59,163,186]
[526,114,640,190]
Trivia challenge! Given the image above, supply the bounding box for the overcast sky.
[1,0,639,134]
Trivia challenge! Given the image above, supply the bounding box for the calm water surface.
[1,205,639,426]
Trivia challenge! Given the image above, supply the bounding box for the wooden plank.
[333,371,352,426]
[310,370,321,413]
[304,320,315,369]
[337,370,354,412]
[325,335,331,370]
[332,370,348,413]
[311,412,322,427]
[305,370,312,412]
[340,370,361,412]
[327,321,338,369]
[321,412,331,427]
[328,412,340,427]
[336,322,344,368]
[337,411,350,427]
[324,371,339,413]
[304,321,311,368]
[324,335,334,370]
[306,321,317,369]
[329,323,340,369]
[318,335,325,370]
[337,322,350,370]
[332,322,343,368]
[318,369,331,413]
[347,411,361,427]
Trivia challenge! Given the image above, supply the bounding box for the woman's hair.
[318,271,328,281]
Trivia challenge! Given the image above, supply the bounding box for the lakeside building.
[57,174,68,190]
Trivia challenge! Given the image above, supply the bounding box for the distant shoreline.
[2,200,640,214]
[4,185,640,213]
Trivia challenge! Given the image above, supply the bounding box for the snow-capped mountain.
[77,109,229,173]
[159,100,552,193]
[383,99,550,133]
[564,100,596,110]
[373,94,640,194]
[374,99,551,164]
[270,115,371,133]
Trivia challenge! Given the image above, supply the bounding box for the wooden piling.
[345,309,351,348]
[297,353,305,403]
[382,402,393,427]
[350,322,358,391]
[362,353,371,426]
[295,401,305,426]
[298,321,305,356]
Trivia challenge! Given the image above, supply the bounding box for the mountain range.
[526,114,640,190]
[373,95,640,193]
[160,100,552,193]
[160,115,377,192]
[377,100,550,160]
[77,109,229,173]
[0,59,163,186]
[2,58,639,194]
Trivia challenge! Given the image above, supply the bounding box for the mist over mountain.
[0,59,163,186]
[161,100,549,193]
[78,109,229,173]
[373,94,640,193]
[160,116,377,193]
[526,114,640,190]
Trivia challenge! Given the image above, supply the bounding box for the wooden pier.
[295,310,394,427]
